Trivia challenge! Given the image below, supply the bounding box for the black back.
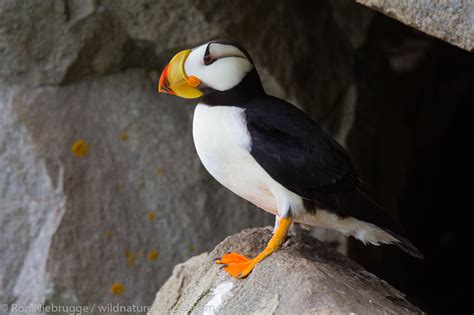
[243,95,362,196]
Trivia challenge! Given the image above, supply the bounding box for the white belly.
[192,104,303,217]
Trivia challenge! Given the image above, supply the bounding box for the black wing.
[242,95,423,258]
[243,95,361,199]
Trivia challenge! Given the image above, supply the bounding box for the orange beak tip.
[158,66,173,95]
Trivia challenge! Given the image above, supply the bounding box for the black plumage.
[241,95,422,258]
[244,95,361,195]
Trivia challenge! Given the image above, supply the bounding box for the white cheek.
[185,49,252,92]
[200,58,252,91]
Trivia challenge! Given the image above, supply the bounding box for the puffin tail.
[389,232,424,259]
[360,192,424,259]
[338,189,424,259]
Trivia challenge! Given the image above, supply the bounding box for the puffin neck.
[201,69,265,106]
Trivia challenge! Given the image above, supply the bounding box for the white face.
[184,42,254,92]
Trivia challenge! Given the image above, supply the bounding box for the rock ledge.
[149,228,422,314]
[356,0,474,52]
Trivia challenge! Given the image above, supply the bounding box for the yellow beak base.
[158,50,203,99]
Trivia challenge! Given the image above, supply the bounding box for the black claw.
[212,257,221,262]
[219,264,228,270]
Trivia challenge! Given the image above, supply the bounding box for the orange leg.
[215,217,293,278]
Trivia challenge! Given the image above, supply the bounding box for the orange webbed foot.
[215,218,293,279]
[215,252,255,278]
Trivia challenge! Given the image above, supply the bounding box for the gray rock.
[7,0,467,311]
[0,0,128,86]
[1,1,368,309]
[150,228,422,314]
[0,71,271,308]
[356,0,474,51]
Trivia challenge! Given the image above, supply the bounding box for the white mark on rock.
[202,282,234,315]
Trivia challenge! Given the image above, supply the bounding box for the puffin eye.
[203,54,214,65]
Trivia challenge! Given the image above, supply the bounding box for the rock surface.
[2,0,366,308]
[150,228,422,314]
[356,0,474,51]
[0,72,271,308]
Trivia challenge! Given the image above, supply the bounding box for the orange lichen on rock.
[148,250,159,261]
[111,283,125,295]
[127,255,136,266]
[71,139,89,157]
[155,166,165,177]
[124,250,135,266]
[147,212,156,221]
[119,132,129,141]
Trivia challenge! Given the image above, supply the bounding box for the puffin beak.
[158,49,203,99]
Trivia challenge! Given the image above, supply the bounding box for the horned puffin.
[158,39,423,278]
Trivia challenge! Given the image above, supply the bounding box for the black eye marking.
[204,54,214,65]
[203,44,215,65]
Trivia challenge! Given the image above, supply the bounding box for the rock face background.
[1,0,473,314]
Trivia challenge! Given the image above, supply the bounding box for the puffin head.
[158,40,263,104]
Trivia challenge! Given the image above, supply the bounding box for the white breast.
[192,104,304,217]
